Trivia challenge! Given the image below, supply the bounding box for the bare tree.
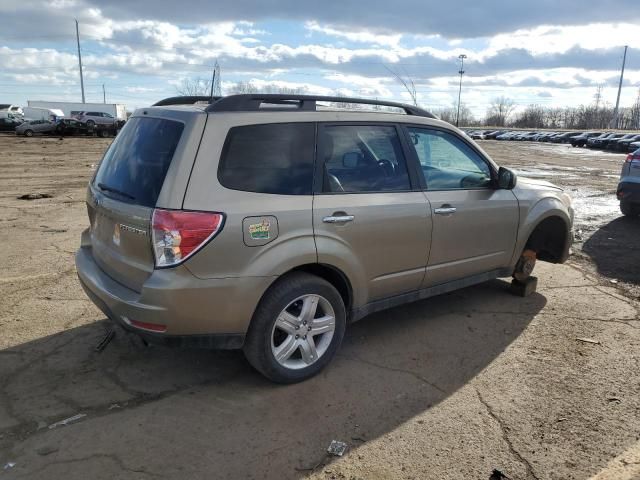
[435,103,476,126]
[384,65,418,106]
[175,76,212,96]
[226,81,308,95]
[485,96,515,126]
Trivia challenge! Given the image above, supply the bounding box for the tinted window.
[93,117,184,207]
[322,125,411,192]
[218,123,315,195]
[407,128,492,190]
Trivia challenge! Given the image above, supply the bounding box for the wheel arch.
[256,263,354,321]
[518,202,572,264]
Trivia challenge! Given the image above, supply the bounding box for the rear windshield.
[93,117,184,207]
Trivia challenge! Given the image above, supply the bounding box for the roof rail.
[152,96,222,107]
[205,94,436,118]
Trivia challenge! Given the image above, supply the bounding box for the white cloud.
[305,21,401,47]
[488,23,640,55]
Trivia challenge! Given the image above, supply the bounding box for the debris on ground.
[576,337,601,345]
[17,193,53,200]
[95,329,116,352]
[327,440,348,457]
[3,462,16,471]
[48,413,87,429]
[489,469,512,480]
[36,445,58,456]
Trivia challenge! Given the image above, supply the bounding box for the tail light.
[625,153,640,163]
[152,209,224,268]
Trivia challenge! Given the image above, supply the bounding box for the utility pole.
[209,61,221,98]
[209,64,216,99]
[75,19,85,103]
[456,54,467,127]
[102,84,106,103]
[611,45,628,129]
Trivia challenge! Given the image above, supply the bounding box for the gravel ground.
[0,134,638,480]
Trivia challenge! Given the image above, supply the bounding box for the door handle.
[434,207,457,215]
[323,215,355,224]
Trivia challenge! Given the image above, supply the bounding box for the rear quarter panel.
[181,113,317,280]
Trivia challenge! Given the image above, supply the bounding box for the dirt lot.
[0,134,639,480]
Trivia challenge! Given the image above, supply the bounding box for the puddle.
[565,187,620,231]
[510,165,621,232]
[512,168,575,178]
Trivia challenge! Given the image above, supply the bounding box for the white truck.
[22,107,65,122]
[27,101,127,120]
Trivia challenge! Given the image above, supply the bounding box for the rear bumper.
[76,246,275,348]
[617,181,640,204]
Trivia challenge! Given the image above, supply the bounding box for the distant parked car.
[607,133,640,151]
[570,132,602,147]
[587,132,614,148]
[74,111,117,127]
[538,132,558,142]
[617,148,640,217]
[550,131,583,143]
[599,133,628,150]
[15,119,57,136]
[484,130,505,139]
[0,117,23,132]
[470,130,489,140]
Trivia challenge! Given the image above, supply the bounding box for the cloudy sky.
[1,0,639,117]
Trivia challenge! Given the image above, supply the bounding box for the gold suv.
[76,94,573,383]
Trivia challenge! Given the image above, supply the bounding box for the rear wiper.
[97,182,135,201]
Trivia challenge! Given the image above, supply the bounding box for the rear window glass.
[93,117,184,207]
[218,123,315,195]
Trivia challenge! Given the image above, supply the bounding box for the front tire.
[243,272,346,383]
[24,129,33,137]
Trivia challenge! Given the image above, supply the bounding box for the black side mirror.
[497,167,517,190]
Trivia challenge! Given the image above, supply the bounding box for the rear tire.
[621,200,639,217]
[243,272,346,383]
[86,120,95,128]
[24,129,33,137]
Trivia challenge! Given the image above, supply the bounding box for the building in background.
[27,101,127,120]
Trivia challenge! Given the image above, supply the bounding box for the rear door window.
[218,123,315,195]
[321,124,411,192]
[93,117,184,207]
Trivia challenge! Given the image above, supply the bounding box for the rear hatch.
[86,113,194,292]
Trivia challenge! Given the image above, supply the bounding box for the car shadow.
[582,215,640,285]
[1,279,546,479]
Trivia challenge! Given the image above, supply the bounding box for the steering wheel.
[377,159,395,177]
